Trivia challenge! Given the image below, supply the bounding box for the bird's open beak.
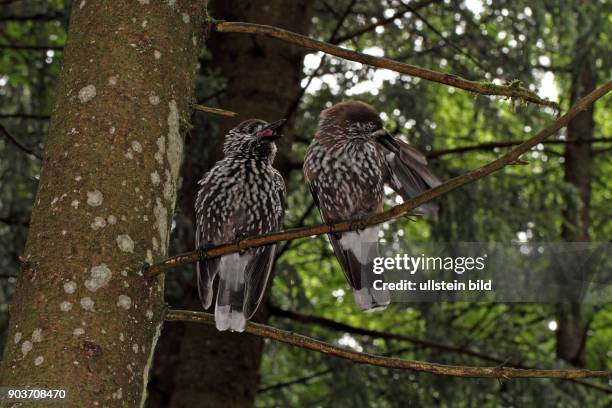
[256,119,286,140]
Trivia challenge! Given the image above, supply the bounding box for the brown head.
[317,101,386,143]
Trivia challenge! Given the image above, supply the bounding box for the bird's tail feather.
[345,247,390,312]
[196,258,217,310]
[332,228,391,312]
[214,254,249,332]
[353,287,391,312]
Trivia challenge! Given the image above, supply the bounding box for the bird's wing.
[307,181,389,311]
[377,133,441,211]
[308,181,353,285]
[241,245,276,319]
[195,172,226,310]
[242,170,285,319]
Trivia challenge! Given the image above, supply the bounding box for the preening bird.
[303,101,441,312]
[195,119,286,332]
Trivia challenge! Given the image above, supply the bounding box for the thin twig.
[165,310,610,379]
[0,44,64,51]
[318,0,341,19]
[284,0,435,121]
[0,12,65,22]
[271,307,612,393]
[426,137,612,159]
[272,307,521,364]
[284,0,438,121]
[258,369,333,393]
[400,0,485,71]
[192,104,238,117]
[196,88,226,104]
[275,201,316,260]
[0,124,42,160]
[332,0,441,44]
[283,0,358,121]
[0,216,29,227]
[0,113,50,121]
[213,21,559,110]
[144,82,610,277]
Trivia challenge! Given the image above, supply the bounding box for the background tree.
[0,0,206,406]
[555,2,604,367]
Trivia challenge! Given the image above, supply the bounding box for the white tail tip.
[353,288,390,312]
[215,305,246,332]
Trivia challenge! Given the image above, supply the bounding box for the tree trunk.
[146,1,313,407]
[556,50,596,367]
[0,1,205,406]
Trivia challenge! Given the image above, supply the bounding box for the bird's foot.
[324,220,343,239]
[349,218,367,233]
[235,232,251,255]
[197,243,216,261]
[348,210,371,232]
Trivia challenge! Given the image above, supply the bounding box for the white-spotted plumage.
[304,101,441,312]
[196,119,286,332]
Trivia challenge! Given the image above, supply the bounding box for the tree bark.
[146,1,313,407]
[0,1,205,406]
[556,45,597,368]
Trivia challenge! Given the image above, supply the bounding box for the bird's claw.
[198,243,215,260]
[324,220,343,239]
[350,220,367,232]
[236,233,250,255]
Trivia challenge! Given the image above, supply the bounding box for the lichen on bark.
[0,1,206,406]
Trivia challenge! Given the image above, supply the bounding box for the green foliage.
[0,0,69,352]
[257,1,611,406]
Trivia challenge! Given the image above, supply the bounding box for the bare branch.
[192,104,238,117]
[0,113,50,121]
[594,146,612,155]
[0,0,23,6]
[272,307,521,364]
[398,0,485,71]
[0,124,42,160]
[283,0,357,121]
[144,82,610,277]
[196,88,226,104]
[275,201,316,260]
[258,369,333,393]
[426,137,612,159]
[0,216,29,227]
[0,12,65,22]
[332,0,441,44]
[284,0,435,121]
[165,309,609,379]
[0,44,63,51]
[318,0,342,19]
[213,21,559,109]
[271,307,612,393]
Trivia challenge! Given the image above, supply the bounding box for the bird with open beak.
[195,118,286,332]
[303,101,441,312]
